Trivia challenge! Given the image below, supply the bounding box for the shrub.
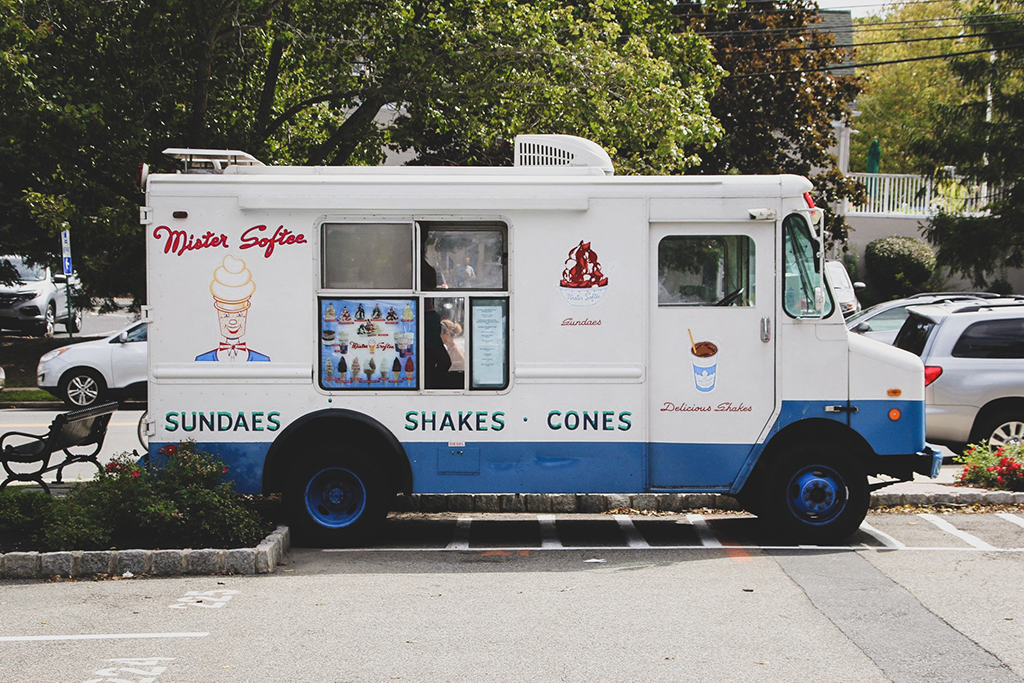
[865,235,937,299]
[0,441,271,553]
[954,443,1024,491]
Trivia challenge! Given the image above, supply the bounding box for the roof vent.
[514,135,614,175]
[163,148,264,172]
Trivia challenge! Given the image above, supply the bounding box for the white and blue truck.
[141,134,941,545]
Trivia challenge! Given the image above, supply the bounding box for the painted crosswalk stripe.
[446,517,472,550]
[919,513,996,550]
[859,521,907,549]
[538,514,563,549]
[686,513,723,548]
[613,514,651,549]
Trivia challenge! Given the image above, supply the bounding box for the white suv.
[37,322,148,407]
[894,299,1024,451]
[0,255,82,336]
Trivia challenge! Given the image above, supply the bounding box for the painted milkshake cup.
[690,340,719,392]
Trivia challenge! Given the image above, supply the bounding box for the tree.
[850,0,965,174]
[1,0,723,306]
[915,0,1024,287]
[676,0,864,245]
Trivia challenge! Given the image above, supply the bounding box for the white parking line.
[996,512,1024,531]
[613,515,651,549]
[446,517,472,550]
[538,514,563,549]
[859,521,907,549]
[919,513,997,550]
[0,632,208,642]
[685,514,723,548]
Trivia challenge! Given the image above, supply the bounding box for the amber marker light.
[887,388,902,397]
[888,408,902,421]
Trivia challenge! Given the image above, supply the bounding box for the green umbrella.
[867,138,881,174]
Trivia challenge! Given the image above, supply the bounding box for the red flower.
[221,466,228,474]
[131,470,140,478]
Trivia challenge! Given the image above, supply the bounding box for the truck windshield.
[782,214,831,318]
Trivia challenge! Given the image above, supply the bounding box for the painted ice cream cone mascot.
[195,255,270,362]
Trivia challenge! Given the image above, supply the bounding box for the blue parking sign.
[63,256,73,275]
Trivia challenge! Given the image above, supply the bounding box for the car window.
[952,318,1024,358]
[826,262,852,291]
[866,306,911,332]
[112,323,148,343]
[893,313,935,357]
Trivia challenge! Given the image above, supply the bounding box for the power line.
[722,41,1024,78]
[720,28,1021,53]
[689,9,1024,37]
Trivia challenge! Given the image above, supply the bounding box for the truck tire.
[60,369,106,407]
[284,449,390,546]
[973,410,1024,449]
[761,446,868,545]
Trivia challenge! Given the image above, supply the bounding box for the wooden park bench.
[1,402,119,494]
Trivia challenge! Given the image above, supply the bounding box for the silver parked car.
[894,299,1024,451]
[0,255,82,336]
[847,292,998,345]
[37,321,148,407]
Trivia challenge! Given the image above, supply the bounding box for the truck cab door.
[647,222,777,489]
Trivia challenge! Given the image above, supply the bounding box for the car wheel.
[65,307,83,334]
[37,303,55,337]
[284,449,390,547]
[760,446,869,545]
[975,411,1024,449]
[60,369,106,408]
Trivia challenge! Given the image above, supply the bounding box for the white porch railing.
[845,173,991,218]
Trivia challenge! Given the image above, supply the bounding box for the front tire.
[761,446,868,545]
[60,369,106,408]
[37,303,55,337]
[284,450,390,547]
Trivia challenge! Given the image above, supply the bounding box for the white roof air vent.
[163,148,264,172]
[514,135,614,175]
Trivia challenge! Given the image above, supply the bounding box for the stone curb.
[392,490,1024,514]
[0,525,290,581]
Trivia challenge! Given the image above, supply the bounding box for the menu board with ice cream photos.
[319,298,418,390]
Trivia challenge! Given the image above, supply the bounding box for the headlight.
[13,292,36,302]
[39,347,69,363]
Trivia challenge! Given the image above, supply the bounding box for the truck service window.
[657,236,754,306]
[782,214,833,318]
[422,226,506,290]
[322,222,413,290]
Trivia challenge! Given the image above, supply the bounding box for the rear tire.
[60,369,105,408]
[760,446,868,545]
[284,450,390,547]
[973,410,1024,449]
[65,307,83,333]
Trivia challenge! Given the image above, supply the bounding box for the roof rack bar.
[163,148,264,172]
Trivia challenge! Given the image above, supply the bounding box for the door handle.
[760,317,772,342]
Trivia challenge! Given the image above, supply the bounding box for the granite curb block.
[0,525,291,581]
[393,490,1024,513]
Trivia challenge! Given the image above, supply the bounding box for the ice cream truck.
[140,134,940,546]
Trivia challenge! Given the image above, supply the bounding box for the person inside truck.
[421,258,452,387]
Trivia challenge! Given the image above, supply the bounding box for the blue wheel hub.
[786,465,847,525]
[305,467,367,528]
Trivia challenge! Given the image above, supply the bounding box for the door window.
[657,236,754,306]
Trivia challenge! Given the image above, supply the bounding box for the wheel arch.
[59,365,111,391]
[969,397,1024,443]
[262,408,412,497]
[738,418,873,498]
